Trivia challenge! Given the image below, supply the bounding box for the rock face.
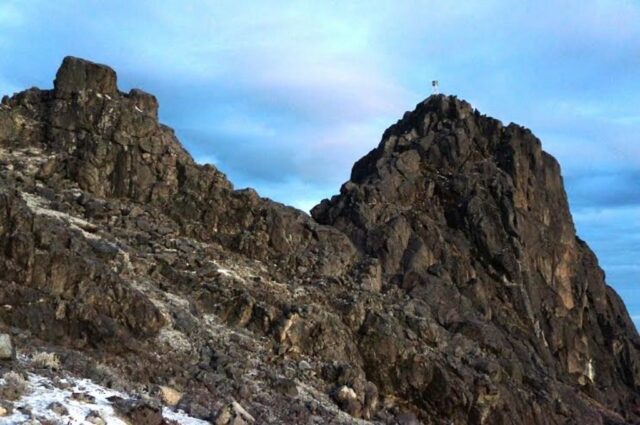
[54,56,119,96]
[0,57,638,424]
[313,95,640,422]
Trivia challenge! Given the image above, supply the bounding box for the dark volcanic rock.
[0,56,355,279]
[113,397,165,425]
[54,56,118,96]
[313,95,640,423]
[0,57,638,424]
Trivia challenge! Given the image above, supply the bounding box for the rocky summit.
[0,57,638,424]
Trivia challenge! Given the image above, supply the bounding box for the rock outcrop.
[313,95,640,423]
[0,57,638,424]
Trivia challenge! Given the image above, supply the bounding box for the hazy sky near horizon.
[0,1,638,323]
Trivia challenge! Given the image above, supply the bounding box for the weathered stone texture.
[0,57,638,424]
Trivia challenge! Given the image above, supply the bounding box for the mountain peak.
[312,93,640,420]
[54,56,118,96]
[419,94,474,117]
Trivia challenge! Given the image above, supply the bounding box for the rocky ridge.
[0,57,638,424]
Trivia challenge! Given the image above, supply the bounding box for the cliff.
[0,57,637,424]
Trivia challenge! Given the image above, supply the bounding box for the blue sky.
[0,1,638,324]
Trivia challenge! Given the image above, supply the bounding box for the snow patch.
[217,268,232,276]
[0,373,127,424]
[587,358,595,382]
[162,407,210,425]
[216,267,246,283]
[0,372,208,425]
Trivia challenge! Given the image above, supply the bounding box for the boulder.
[0,334,14,360]
[54,56,117,96]
[158,385,182,407]
[113,397,164,425]
[214,400,255,425]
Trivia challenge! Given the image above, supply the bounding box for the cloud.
[179,127,298,184]
[573,204,639,327]
[566,170,640,209]
[573,206,640,294]
[179,116,388,192]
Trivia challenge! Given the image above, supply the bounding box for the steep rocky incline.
[0,57,359,424]
[0,56,355,281]
[0,57,638,424]
[313,95,640,422]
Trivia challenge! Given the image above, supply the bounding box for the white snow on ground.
[0,373,128,425]
[0,373,208,425]
[216,267,246,283]
[217,268,232,276]
[162,407,212,425]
